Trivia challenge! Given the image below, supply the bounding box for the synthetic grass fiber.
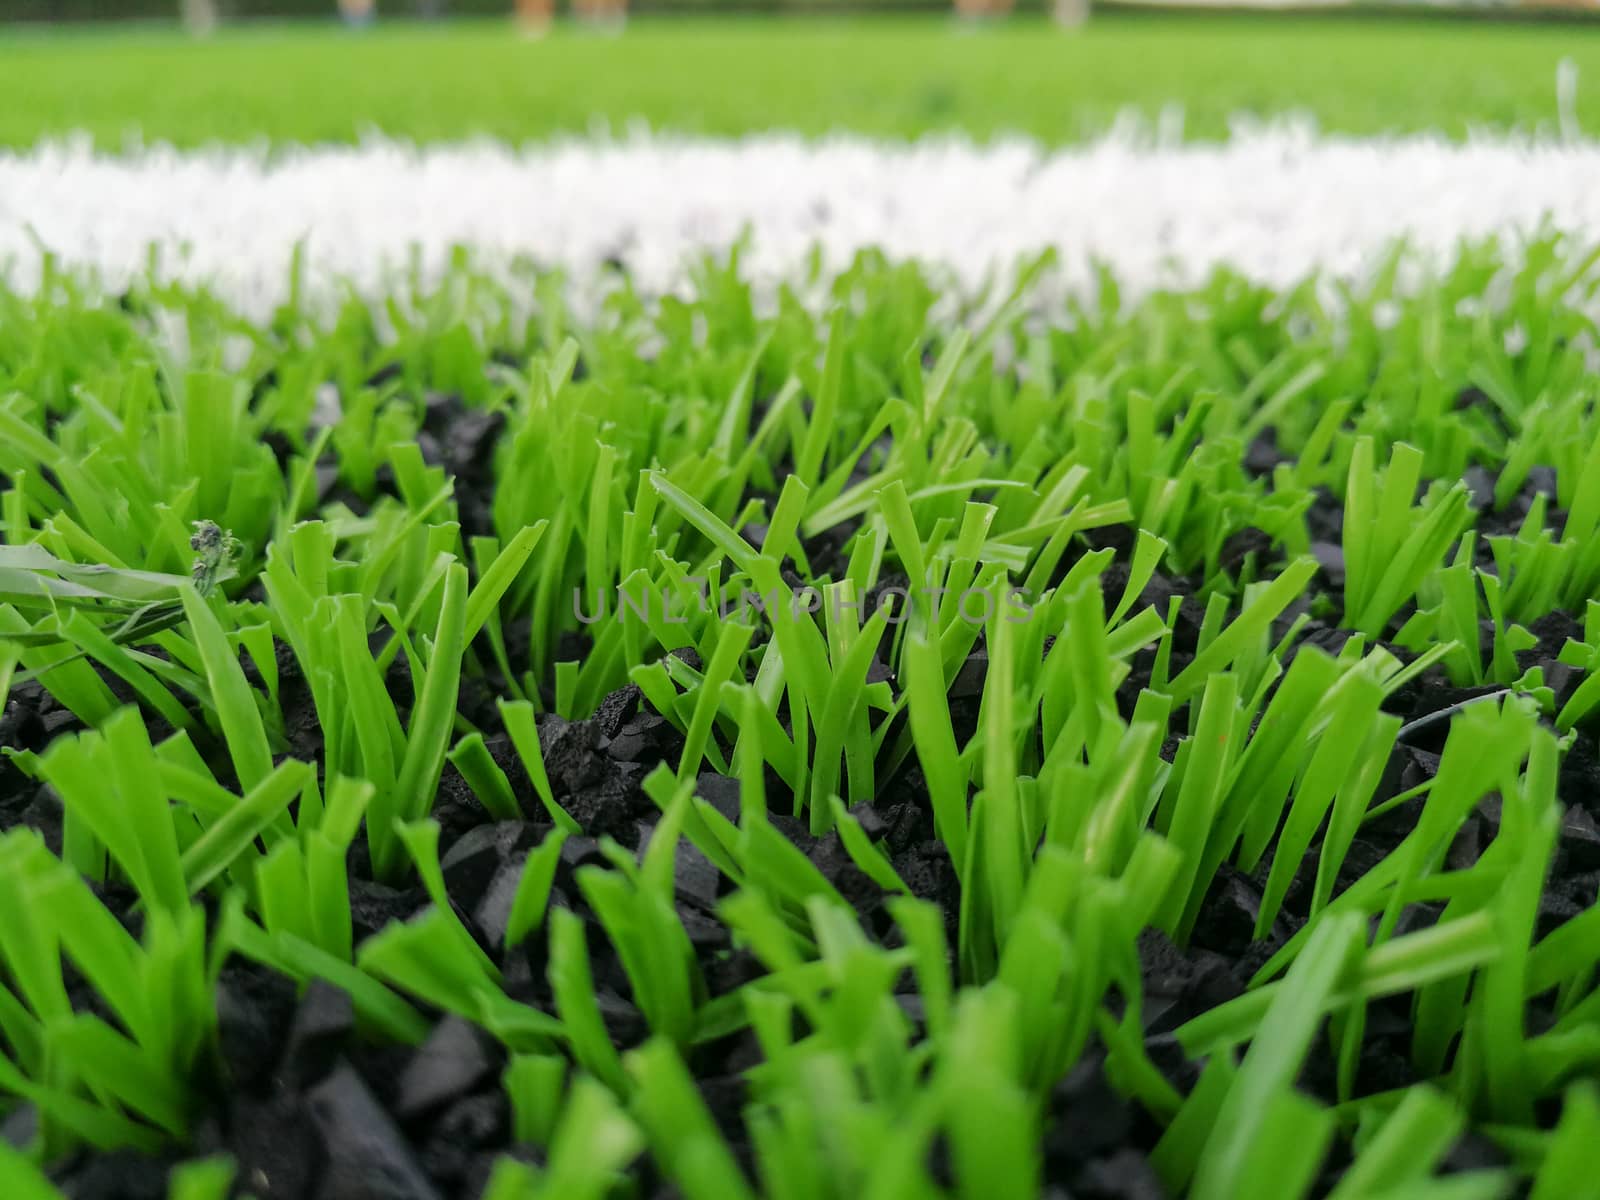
[5,232,1600,1198]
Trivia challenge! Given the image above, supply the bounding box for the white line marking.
[3,125,1597,314]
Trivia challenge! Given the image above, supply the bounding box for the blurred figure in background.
[339,0,377,25]
[181,0,218,34]
[955,0,1084,24]
[574,0,627,29]
[953,0,1014,20]
[1053,0,1088,25]
[515,0,553,36]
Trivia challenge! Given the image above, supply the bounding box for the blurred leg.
[575,0,624,27]
[338,0,377,26]
[1052,0,1088,25]
[180,0,217,35]
[516,0,553,36]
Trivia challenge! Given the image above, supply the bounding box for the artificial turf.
[0,13,1596,149]
[4,236,1600,1197]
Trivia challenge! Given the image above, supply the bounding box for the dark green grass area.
[6,240,1600,1197]
[0,13,1595,148]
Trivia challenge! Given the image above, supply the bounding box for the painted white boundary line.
[2,126,1598,314]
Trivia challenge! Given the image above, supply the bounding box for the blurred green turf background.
[1,14,1594,148]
